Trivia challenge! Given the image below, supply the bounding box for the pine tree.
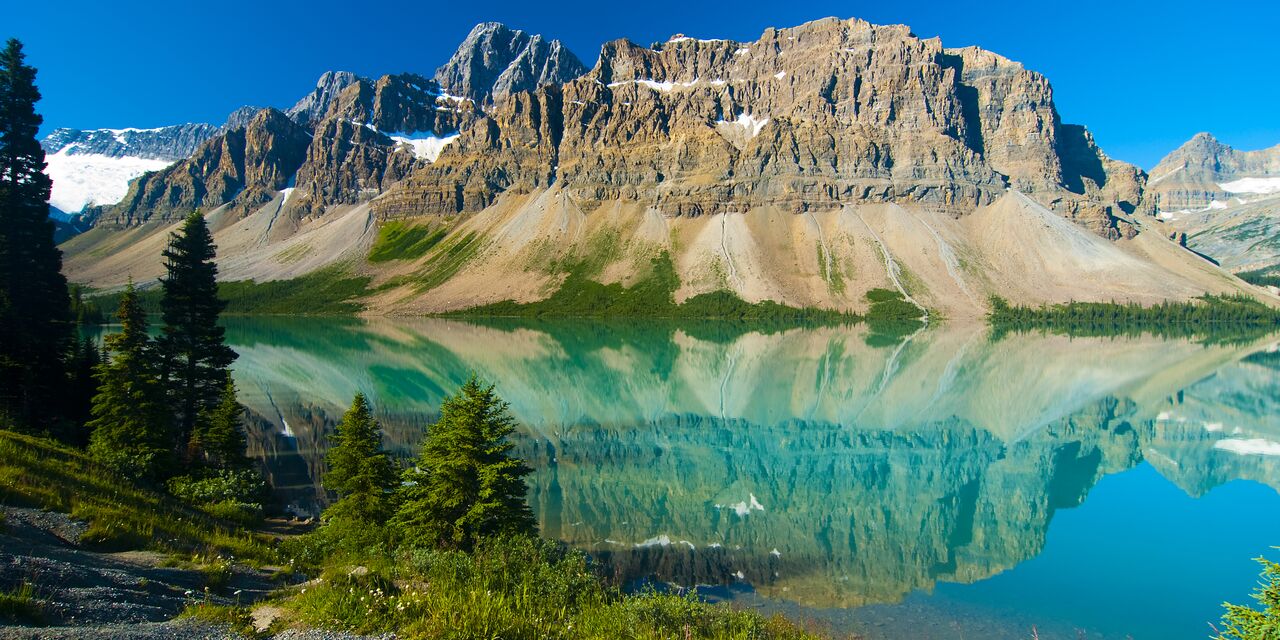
[0,39,72,433]
[191,379,250,470]
[321,393,398,547]
[158,212,236,448]
[1216,558,1280,640]
[86,283,171,482]
[391,375,535,550]
[67,336,101,446]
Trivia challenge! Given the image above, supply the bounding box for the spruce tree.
[67,336,101,445]
[321,393,398,547]
[191,380,250,470]
[0,38,72,433]
[391,376,535,550]
[86,283,171,481]
[158,212,236,447]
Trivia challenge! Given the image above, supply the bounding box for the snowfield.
[1219,176,1280,195]
[44,149,172,214]
[390,133,460,162]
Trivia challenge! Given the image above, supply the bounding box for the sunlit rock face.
[225,318,1280,605]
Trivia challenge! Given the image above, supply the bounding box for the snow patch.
[1219,177,1280,195]
[390,133,460,162]
[1204,422,1223,433]
[608,79,703,92]
[716,113,770,138]
[1214,438,1280,456]
[44,149,173,213]
[774,71,787,79]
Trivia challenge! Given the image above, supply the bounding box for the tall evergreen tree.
[0,38,71,433]
[391,376,535,550]
[86,283,171,481]
[158,212,236,447]
[190,379,250,470]
[67,335,101,445]
[321,393,399,547]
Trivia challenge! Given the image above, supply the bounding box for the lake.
[217,316,1280,639]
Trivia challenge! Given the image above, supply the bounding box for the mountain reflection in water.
[224,317,1280,635]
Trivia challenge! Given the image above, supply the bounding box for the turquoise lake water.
[212,317,1280,639]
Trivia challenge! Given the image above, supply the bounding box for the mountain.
[40,123,220,215]
[434,22,587,102]
[57,18,1274,317]
[1147,133,1280,274]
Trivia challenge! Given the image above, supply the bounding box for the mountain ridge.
[54,17,1277,317]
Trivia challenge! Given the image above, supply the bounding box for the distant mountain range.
[50,18,1278,315]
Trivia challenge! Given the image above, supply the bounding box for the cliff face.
[379,18,1137,238]
[96,108,311,226]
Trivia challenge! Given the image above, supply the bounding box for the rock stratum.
[56,17,1276,317]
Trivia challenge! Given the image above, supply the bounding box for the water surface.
[220,317,1280,640]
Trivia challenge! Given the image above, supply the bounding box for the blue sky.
[8,0,1277,169]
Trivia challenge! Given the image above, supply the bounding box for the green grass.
[988,294,1280,342]
[368,221,448,263]
[0,430,275,562]
[179,602,258,637]
[397,232,484,293]
[0,582,43,625]
[459,252,856,324]
[282,535,823,640]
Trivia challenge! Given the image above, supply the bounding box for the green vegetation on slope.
[285,536,820,640]
[367,220,448,263]
[1238,267,1280,289]
[460,252,857,324]
[83,267,373,319]
[988,294,1280,341]
[0,430,273,561]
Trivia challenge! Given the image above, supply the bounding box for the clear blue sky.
[8,0,1278,169]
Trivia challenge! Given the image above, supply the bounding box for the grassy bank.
[0,430,274,562]
[279,536,824,640]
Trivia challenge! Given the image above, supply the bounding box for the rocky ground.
[0,507,388,640]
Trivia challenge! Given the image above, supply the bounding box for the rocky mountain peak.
[287,70,365,126]
[434,21,586,102]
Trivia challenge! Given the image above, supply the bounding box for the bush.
[167,469,268,507]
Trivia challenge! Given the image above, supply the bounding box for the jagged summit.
[434,22,586,102]
[286,70,364,126]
